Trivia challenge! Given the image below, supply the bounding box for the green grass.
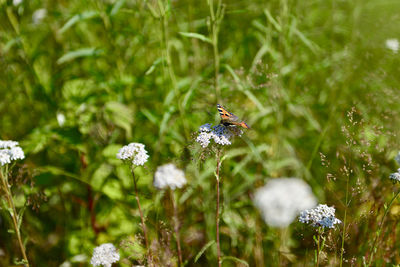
[1,0,400,266]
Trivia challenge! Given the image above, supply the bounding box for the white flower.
[90,243,120,267]
[386,39,399,53]
[116,143,149,166]
[195,123,242,148]
[154,163,186,190]
[0,140,19,149]
[57,112,66,127]
[0,151,11,166]
[9,147,25,161]
[395,152,400,166]
[390,168,400,183]
[253,178,317,227]
[32,8,47,24]
[13,0,22,6]
[299,204,341,229]
[0,140,25,166]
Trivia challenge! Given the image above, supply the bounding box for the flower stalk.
[170,189,183,266]
[0,166,29,267]
[130,167,151,264]
[215,149,222,267]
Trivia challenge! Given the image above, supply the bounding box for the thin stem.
[367,189,400,266]
[208,0,224,104]
[0,168,29,266]
[158,0,190,140]
[316,231,320,267]
[130,167,151,265]
[215,149,222,267]
[170,189,183,266]
[339,173,350,267]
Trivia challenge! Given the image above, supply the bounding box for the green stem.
[339,173,350,267]
[170,189,183,266]
[0,168,29,266]
[367,189,400,266]
[215,149,222,267]
[208,0,224,104]
[130,167,152,265]
[158,0,190,140]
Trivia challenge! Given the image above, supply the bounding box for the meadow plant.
[253,178,317,227]
[90,243,120,267]
[116,143,151,264]
[0,140,29,266]
[195,122,243,266]
[299,204,341,266]
[367,154,400,266]
[153,163,187,266]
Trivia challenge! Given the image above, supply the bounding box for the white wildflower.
[13,0,22,6]
[116,143,149,166]
[299,204,341,229]
[154,163,186,190]
[0,151,11,166]
[9,147,25,161]
[390,168,400,183]
[386,38,399,53]
[253,178,317,227]
[90,243,120,267]
[195,123,242,148]
[0,140,25,166]
[0,140,19,149]
[32,8,47,24]
[57,112,66,127]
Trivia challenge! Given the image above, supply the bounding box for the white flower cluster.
[116,143,149,166]
[154,163,187,190]
[299,204,341,229]
[32,8,47,24]
[386,38,399,53]
[0,140,25,166]
[253,178,317,227]
[390,168,400,183]
[195,123,242,148]
[90,243,120,267]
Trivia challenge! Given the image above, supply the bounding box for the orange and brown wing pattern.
[217,104,250,129]
[217,104,239,122]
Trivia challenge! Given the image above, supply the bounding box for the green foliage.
[1,0,400,266]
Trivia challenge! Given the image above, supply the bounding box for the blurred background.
[1,0,400,266]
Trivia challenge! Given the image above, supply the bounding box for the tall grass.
[1,0,400,266]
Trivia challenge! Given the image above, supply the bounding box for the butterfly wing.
[217,104,239,123]
[217,104,250,129]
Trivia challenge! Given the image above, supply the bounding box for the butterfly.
[217,104,250,129]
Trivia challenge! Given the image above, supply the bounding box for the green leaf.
[105,101,134,139]
[221,256,249,267]
[59,11,100,34]
[194,240,215,262]
[179,32,212,44]
[57,48,103,64]
[110,0,126,16]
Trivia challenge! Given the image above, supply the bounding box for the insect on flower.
[217,104,250,129]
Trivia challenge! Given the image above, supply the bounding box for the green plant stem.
[158,0,190,140]
[170,189,183,266]
[0,168,29,267]
[208,0,224,104]
[130,167,152,265]
[339,173,350,267]
[316,231,320,267]
[367,189,400,266]
[215,149,222,267]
